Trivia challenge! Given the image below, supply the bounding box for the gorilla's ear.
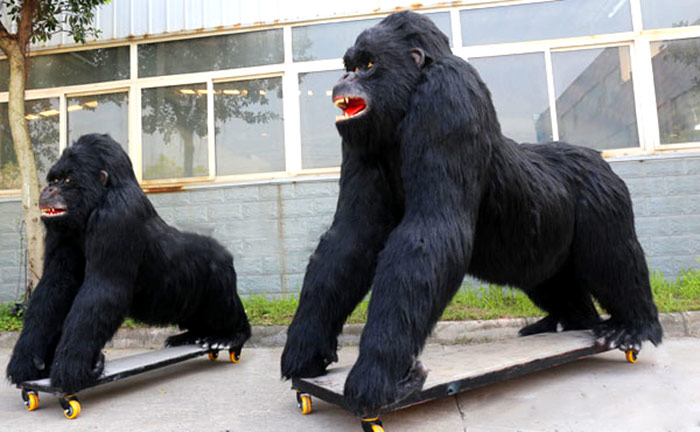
[98,170,109,186]
[410,48,433,68]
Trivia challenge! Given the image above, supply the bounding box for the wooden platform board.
[21,345,210,396]
[293,330,610,415]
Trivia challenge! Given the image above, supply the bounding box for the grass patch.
[650,267,700,312]
[0,304,23,332]
[2,265,698,330]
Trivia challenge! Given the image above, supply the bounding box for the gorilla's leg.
[281,155,399,379]
[6,236,84,385]
[50,274,133,393]
[342,218,469,416]
[167,261,251,352]
[519,267,601,336]
[578,241,662,352]
[572,185,662,352]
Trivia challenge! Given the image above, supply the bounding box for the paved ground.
[1,338,699,432]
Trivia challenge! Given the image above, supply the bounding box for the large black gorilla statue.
[282,11,662,415]
[7,134,250,393]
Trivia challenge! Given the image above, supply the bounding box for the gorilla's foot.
[396,360,428,400]
[344,359,428,417]
[281,338,338,379]
[165,330,199,347]
[50,353,102,394]
[6,353,49,385]
[594,318,663,352]
[518,315,559,336]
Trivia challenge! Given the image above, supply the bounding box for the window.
[551,46,638,150]
[2,3,700,193]
[0,99,61,189]
[0,60,8,93]
[470,53,551,143]
[138,30,283,77]
[0,103,19,190]
[461,0,632,46]
[32,48,128,91]
[641,0,700,30]
[292,12,452,62]
[141,84,209,180]
[1,48,129,92]
[214,77,285,175]
[298,71,342,169]
[293,19,382,62]
[651,38,700,145]
[67,92,129,149]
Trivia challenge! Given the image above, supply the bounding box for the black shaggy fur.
[6,134,250,393]
[281,11,662,416]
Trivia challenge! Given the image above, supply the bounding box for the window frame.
[0,0,699,198]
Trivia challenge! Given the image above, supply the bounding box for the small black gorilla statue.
[7,134,250,393]
[282,11,662,415]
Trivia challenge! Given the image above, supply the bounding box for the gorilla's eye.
[353,62,373,74]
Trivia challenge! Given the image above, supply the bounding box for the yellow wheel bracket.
[63,399,81,419]
[626,350,638,363]
[361,417,384,432]
[24,392,39,411]
[300,394,312,415]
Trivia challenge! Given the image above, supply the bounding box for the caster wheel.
[208,351,219,361]
[62,397,81,420]
[22,390,39,411]
[361,418,384,432]
[296,392,312,415]
[626,349,638,363]
[229,351,240,363]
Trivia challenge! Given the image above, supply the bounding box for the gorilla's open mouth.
[333,96,367,122]
[40,206,67,218]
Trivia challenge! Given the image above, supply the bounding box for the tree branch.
[17,0,39,54]
[0,20,16,55]
[0,20,10,38]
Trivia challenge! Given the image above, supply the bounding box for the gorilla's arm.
[6,232,84,384]
[281,151,400,379]
[343,56,494,415]
[49,200,144,393]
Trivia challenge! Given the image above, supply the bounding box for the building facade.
[0,0,699,300]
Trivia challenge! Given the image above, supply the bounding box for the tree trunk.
[0,38,44,298]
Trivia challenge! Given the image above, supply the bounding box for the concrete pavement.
[1,337,699,432]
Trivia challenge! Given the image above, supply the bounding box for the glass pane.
[426,12,453,46]
[0,59,7,92]
[67,92,128,150]
[651,38,700,145]
[138,29,283,77]
[470,53,551,143]
[299,71,341,169]
[461,0,632,46]
[214,77,285,175]
[141,84,208,180]
[641,0,700,29]
[0,103,20,190]
[293,13,452,62]
[552,46,639,150]
[0,98,62,188]
[26,47,129,90]
[293,19,381,62]
[26,98,61,183]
